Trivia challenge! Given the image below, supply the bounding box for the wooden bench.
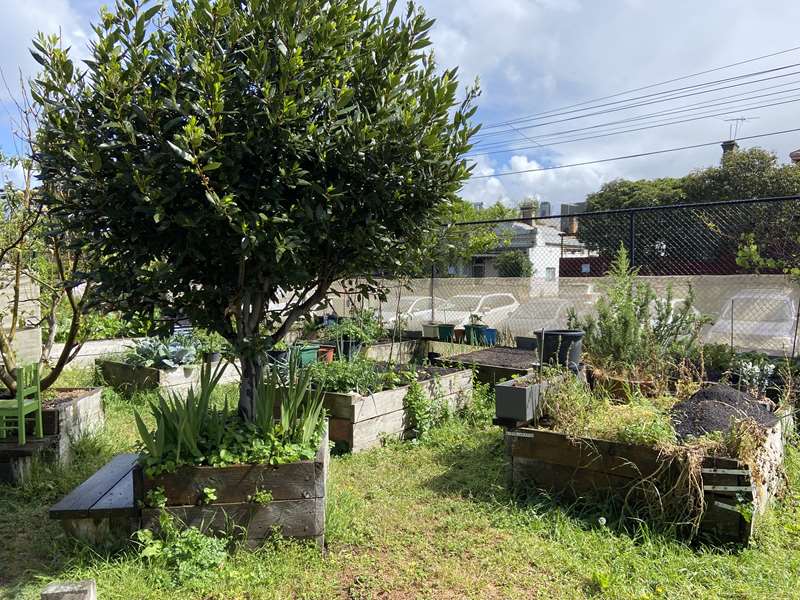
[49,453,140,545]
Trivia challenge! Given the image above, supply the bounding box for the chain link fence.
[344,197,800,357]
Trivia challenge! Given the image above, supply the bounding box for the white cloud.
[0,1,88,99]
[420,0,800,212]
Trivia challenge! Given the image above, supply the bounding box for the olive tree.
[32,0,478,417]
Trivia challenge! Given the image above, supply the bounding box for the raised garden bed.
[136,423,329,548]
[324,368,472,452]
[98,359,238,394]
[506,406,792,545]
[364,339,423,363]
[436,346,538,384]
[1,387,104,484]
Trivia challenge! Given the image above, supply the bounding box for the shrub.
[309,358,416,394]
[494,250,533,277]
[125,334,198,368]
[568,244,709,378]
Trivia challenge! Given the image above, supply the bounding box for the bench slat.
[89,469,137,517]
[50,453,139,519]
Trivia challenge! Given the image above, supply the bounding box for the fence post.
[628,211,636,267]
[430,264,435,323]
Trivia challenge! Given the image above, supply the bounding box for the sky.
[2,0,800,212]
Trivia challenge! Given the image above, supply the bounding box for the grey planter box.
[495,374,564,423]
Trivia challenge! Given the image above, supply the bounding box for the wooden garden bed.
[435,346,538,384]
[135,424,329,548]
[98,359,238,394]
[324,369,473,452]
[1,387,104,484]
[505,411,792,545]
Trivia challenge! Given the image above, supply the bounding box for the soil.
[446,347,538,370]
[375,362,459,381]
[670,384,778,440]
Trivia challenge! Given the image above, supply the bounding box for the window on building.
[472,257,485,278]
[545,267,556,281]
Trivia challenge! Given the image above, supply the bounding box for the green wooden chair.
[0,364,43,445]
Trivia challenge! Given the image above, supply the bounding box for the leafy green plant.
[321,309,386,344]
[126,334,199,368]
[135,358,326,475]
[248,488,273,506]
[135,512,228,587]
[404,378,449,439]
[144,487,167,509]
[199,487,217,505]
[309,358,417,394]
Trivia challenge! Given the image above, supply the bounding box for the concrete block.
[41,579,96,600]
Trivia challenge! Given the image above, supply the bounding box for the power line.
[481,45,800,130]
[473,64,800,142]
[466,92,800,157]
[471,78,800,152]
[468,127,800,179]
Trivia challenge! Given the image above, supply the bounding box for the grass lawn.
[1,373,799,599]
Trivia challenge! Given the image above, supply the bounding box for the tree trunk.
[238,352,263,421]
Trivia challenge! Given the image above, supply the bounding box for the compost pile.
[670,384,778,440]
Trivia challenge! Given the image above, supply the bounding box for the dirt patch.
[42,388,95,408]
[446,347,537,370]
[670,384,778,440]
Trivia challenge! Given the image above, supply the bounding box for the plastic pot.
[535,330,584,369]
[483,328,498,346]
[515,336,538,351]
[203,351,222,364]
[464,324,488,345]
[421,323,440,338]
[437,324,455,342]
[293,344,320,366]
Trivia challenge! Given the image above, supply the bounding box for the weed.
[134,512,228,588]
[248,488,273,506]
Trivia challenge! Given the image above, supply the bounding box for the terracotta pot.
[318,346,335,364]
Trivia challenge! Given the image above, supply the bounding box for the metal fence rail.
[341,197,800,357]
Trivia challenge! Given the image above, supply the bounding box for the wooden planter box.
[434,345,538,384]
[98,359,238,394]
[495,374,565,424]
[1,387,104,484]
[136,424,329,548]
[506,412,792,545]
[364,339,422,363]
[324,369,472,452]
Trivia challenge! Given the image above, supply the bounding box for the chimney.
[790,148,800,164]
[721,139,738,157]
[518,199,537,226]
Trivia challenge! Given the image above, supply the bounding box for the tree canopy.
[32,0,478,416]
[577,148,800,271]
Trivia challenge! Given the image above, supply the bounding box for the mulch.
[670,384,778,440]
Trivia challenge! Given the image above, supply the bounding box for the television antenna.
[724,116,760,140]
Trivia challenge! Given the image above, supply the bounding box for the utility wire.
[468,127,800,179]
[467,91,800,157]
[481,45,800,129]
[474,65,800,141]
[471,78,800,152]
